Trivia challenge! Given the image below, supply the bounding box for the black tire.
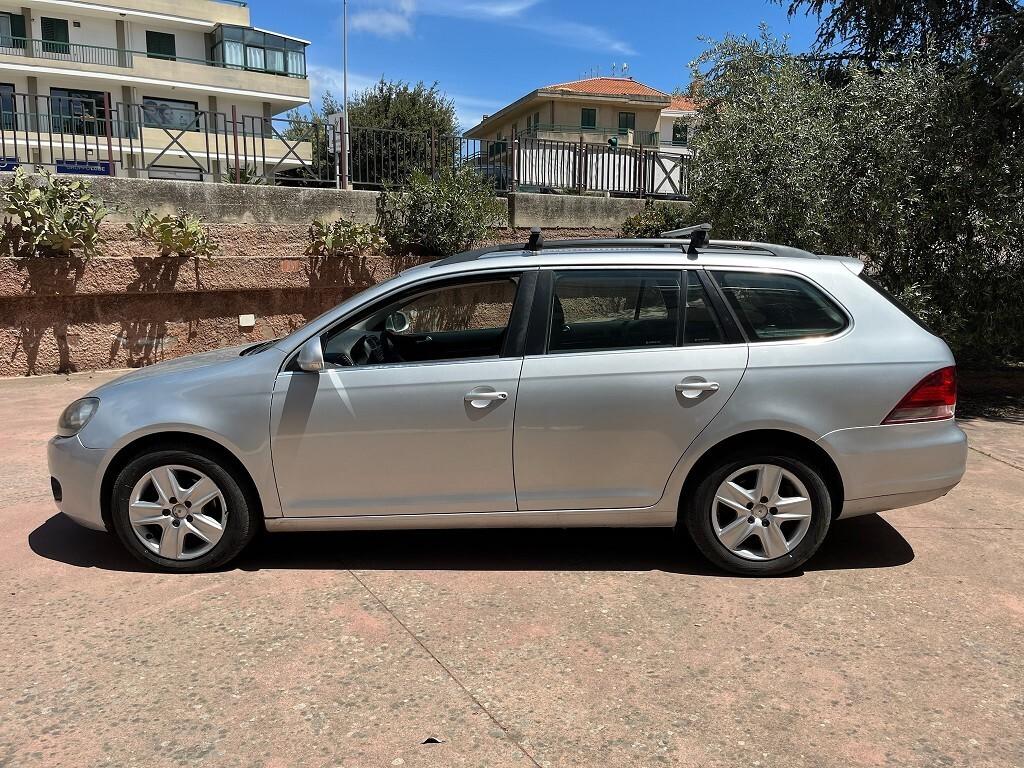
[111,449,258,572]
[682,453,832,576]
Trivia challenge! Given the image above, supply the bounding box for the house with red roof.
[464,76,696,150]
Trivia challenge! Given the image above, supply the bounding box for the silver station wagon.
[47,226,967,575]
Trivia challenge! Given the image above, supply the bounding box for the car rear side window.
[711,271,847,341]
[548,270,681,353]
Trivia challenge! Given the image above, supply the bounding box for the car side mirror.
[385,310,411,334]
[296,336,325,372]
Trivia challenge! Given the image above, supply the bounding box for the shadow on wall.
[28,513,914,576]
[2,286,361,376]
[11,258,88,374]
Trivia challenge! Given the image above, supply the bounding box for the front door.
[513,268,748,511]
[271,273,527,517]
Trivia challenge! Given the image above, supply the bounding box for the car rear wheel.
[111,449,257,572]
[683,453,832,576]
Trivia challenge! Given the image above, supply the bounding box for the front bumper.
[47,435,108,531]
[819,419,968,519]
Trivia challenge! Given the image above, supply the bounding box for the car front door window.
[321,276,519,367]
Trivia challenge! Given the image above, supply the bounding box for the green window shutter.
[146,31,176,60]
[41,17,69,53]
[581,108,596,129]
[10,13,26,42]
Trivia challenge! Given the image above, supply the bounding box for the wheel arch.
[99,431,265,532]
[678,429,845,519]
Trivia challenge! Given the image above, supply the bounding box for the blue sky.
[254,0,820,129]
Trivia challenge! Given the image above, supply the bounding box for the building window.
[211,25,307,78]
[581,108,596,129]
[534,110,540,127]
[0,83,15,131]
[50,87,107,135]
[0,12,26,48]
[618,112,636,133]
[672,120,689,146]
[141,96,199,131]
[40,17,70,55]
[145,31,176,60]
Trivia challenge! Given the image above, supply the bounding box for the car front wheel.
[683,454,832,576]
[111,449,257,572]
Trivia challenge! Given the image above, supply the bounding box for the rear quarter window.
[711,271,848,341]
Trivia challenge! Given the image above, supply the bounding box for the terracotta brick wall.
[0,225,616,376]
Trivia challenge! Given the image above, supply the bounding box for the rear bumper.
[818,420,968,519]
[47,435,107,531]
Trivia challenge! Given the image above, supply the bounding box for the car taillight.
[883,366,957,424]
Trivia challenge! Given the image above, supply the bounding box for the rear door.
[513,268,748,511]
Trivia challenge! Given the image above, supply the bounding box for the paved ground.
[1,371,1022,768]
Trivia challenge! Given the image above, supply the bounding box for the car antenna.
[527,227,544,252]
[661,223,712,255]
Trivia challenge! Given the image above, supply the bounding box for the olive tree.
[687,30,1024,365]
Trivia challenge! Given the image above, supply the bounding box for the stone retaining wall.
[0,225,616,376]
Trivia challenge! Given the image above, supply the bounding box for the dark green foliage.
[346,79,458,136]
[620,203,691,238]
[376,167,504,257]
[688,31,1024,366]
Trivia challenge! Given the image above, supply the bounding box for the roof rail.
[429,229,818,268]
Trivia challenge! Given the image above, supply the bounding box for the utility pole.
[342,0,350,188]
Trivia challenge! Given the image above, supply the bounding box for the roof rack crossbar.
[660,223,712,238]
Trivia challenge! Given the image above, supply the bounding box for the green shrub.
[0,167,108,257]
[306,218,386,256]
[128,208,218,258]
[221,164,265,185]
[619,202,691,238]
[376,167,504,257]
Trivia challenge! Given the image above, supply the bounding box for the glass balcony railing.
[0,34,306,79]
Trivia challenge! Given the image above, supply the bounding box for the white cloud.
[350,9,413,38]
[307,64,381,104]
[343,0,634,55]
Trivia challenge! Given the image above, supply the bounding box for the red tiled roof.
[541,77,670,100]
[667,95,697,111]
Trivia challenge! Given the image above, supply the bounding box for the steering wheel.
[380,329,406,364]
[360,334,386,365]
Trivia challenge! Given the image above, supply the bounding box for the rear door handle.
[675,379,720,398]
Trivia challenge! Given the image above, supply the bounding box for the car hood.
[89,344,252,394]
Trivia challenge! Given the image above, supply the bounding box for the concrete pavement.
[1,371,1021,768]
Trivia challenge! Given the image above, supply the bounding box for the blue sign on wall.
[56,160,111,176]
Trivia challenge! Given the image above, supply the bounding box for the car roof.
[404,237,862,280]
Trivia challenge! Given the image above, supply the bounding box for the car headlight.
[57,397,99,438]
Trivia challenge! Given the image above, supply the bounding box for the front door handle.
[675,379,720,399]
[465,390,508,407]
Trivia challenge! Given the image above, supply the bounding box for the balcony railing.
[0,36,307,78]
[0,36,130,68]
[523,123,660,146]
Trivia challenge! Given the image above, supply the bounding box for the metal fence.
[0,92,690,196]
[0,91,339,185]
[347,126,690,198]
[348,126,510,191]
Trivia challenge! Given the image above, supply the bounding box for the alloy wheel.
[711,463,813,561]
[128,465,228,561]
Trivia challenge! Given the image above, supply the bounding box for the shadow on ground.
[29,512,913,576]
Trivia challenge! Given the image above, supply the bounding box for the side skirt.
[265,507,677,532]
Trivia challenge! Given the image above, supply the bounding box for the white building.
[0,0,312,180]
